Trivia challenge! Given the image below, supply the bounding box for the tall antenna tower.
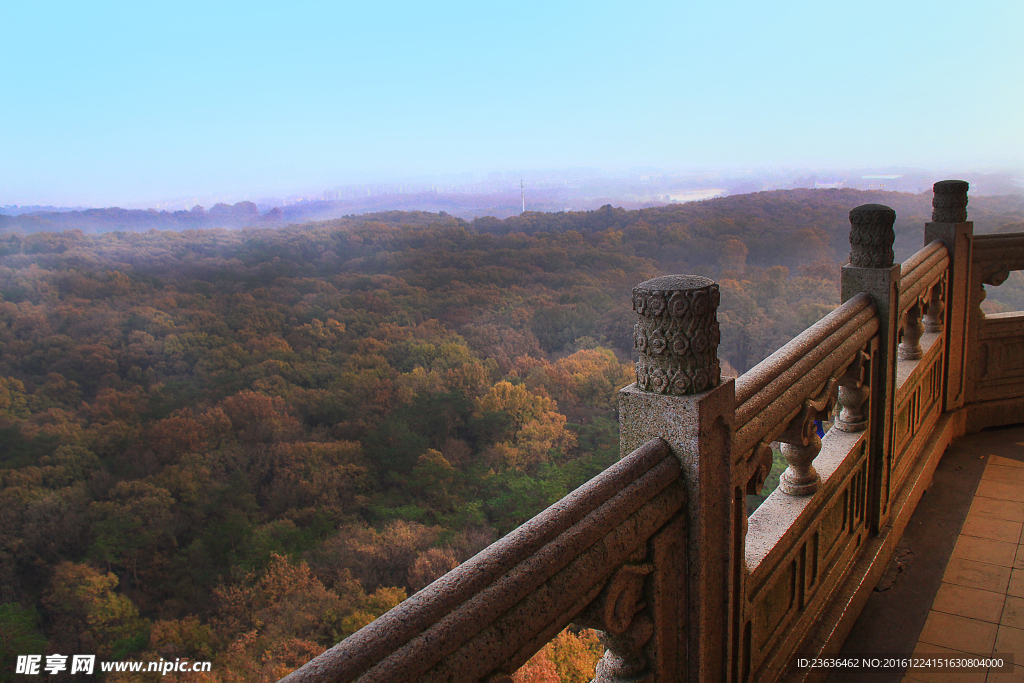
[521,178,525,214]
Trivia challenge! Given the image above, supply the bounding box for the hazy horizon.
[3,166,1022,218]
[3,0,1021,208]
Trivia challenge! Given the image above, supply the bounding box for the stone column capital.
[632,275,721,395]
[848,204,896,268]
[932,180,969,223]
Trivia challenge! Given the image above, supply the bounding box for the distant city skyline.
[2,0,1021,208]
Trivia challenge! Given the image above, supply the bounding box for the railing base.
[965,397,1024,434]
[779,410,964,683]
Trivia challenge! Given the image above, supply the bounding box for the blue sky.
[2,0,1021,207]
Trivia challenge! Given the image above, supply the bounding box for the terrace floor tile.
[918,611,998,657]
[970,497,1024,524]
[931,582,1006,623]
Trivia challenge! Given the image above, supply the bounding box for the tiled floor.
[904,454,1024,682]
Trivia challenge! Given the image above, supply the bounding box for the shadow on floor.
[823,424,1024,683]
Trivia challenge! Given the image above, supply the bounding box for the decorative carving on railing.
[848,204,896,268]
[777,378,838,495]
[983,265,1011,288]
[970,234,1024,321]
[576,562,656,683]
[632,274,721,395]
[745,442,775,495]
[971,313,1024,403]
[972,235,1024,293]
[931,179,969,223]
[834,349,870,432]
[972,234,1024,310]
[973,264,1009,316]
[892,343,947,495]
[280,439,686,683]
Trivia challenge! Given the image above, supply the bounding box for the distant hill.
[2,189,1022,267]
[0,190,668,233]
[0,205,89,216]
[0,201,263,233]
[463,188,1024,263]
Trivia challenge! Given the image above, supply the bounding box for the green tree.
[0,603,47,683]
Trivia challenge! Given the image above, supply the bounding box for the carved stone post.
[932,179,969,223]
[619,275,733,683]
[632,275,722,396]
[926,180,973,413]
[841,205,900,532]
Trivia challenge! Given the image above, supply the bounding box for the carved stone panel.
[573,512,688,683]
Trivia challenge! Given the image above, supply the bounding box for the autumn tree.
[473,381,576,471]
[43,562,149,658]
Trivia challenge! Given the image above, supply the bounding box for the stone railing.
[281,439,690,683]
[282,180,1024,683]
[965,209,1024,430]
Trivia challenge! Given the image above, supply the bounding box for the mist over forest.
[1,188,1023,681]
[5,168,1022,231]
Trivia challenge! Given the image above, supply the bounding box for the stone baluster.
[619,274,733,683]
[841,204,899,529]
[582,562,656,683]
[776,379,837,496]
[923,281,945,333]
[899,302,925,360]
[595,626,654,683]
[834,349,870,432]
[779,430,822,496]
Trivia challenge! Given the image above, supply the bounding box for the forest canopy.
[0,188,1022,681]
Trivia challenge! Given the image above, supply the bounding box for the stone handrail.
[896,240,949,362]
[973,232,1024,279]
[897,241,948,331]
[726,211,891,681]
[733,292,878,459]
[285,180,1024,683]
[281,438,688,683]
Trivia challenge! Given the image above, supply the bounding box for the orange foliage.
[474,381,576,470]
[512,628,603,683]
[218,391,301,444]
